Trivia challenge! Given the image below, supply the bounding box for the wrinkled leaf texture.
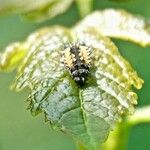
[0,9,148,150]
[10,26,143,149]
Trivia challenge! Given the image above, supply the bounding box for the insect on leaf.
[0,24,141,149]
[74,9,150,47]
[0,9,145,149]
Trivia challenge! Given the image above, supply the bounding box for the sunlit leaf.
[0,25,141,149]
[0,7,146,148]
[0,0,74,22]
[74,9,150,47]
[0,42,28,71]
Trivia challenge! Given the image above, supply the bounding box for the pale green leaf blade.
[27,76,110,149]
[74,9,150,47]
[9,26,143,149]
[13,26,72,90]
[0,42,28,72]
[0,0,74,22]
[23,0,74,22]
[73,27,143,125]
[73,28,144,90]
[12,26,111,149]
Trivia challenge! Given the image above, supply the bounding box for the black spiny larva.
[63,43,92,86]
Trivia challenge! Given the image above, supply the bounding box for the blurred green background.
[0,0,150,150]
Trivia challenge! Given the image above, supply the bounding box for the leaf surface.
[0,42,28,71]
[6,26,143,149]
[74,9,150,47]
[0,0,74,22]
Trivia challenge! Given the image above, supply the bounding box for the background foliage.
[0,0,150,150]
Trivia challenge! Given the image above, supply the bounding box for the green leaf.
[74,9,150,47]
[0,0,74,22]
[0,42,28,72]
[7,26,143,149]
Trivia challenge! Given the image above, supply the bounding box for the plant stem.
[102,119,131,150]
[128,106,150,126]
[77,143,88,150]
[76,0,93,18]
